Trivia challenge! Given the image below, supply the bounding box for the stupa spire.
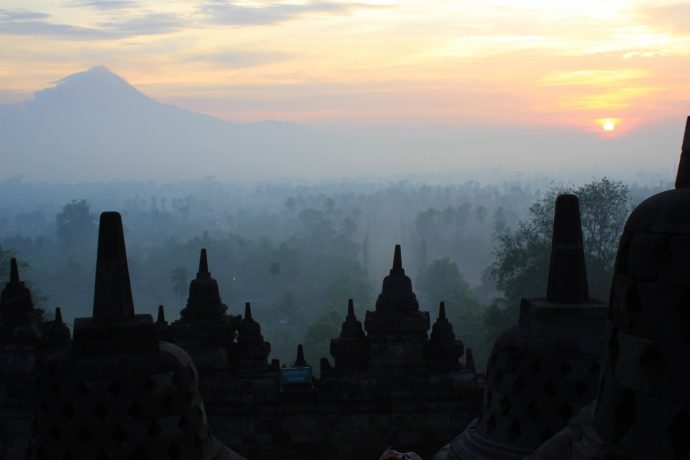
[546,194,589,303]
[10,258,19,283]
[157,304,165,323]
[347,298,355,319]
[439,301,447,321]
[675,116,690,188]
[391,244,404,274]
[294,344,309,368]
[180,248,227,320]
[245,302,253,321]
[55,307,64,324]
[92,212,135,322]
[198,248,210,278]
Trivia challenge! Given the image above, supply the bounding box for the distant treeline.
[0,177,670,368]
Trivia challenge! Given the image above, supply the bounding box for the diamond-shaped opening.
[178,415,189,431]
[486,415,496,434]
[49,423,60,441]
[539,427,554,443]
[508,421,522,440]
[613,390,636,442]
[589,361,602,376]
[113,425,127,445]
[92,403,108,421]
[169,442,181,460]
[172,372,182,388]
[526,401,541,419]
[639,343,666,388]
[673,289,690,333]
[499,396,512,415]
[558,403,573,422]
[51,383,61,396]
[77,383,90,397]
[608,331,620,370]
[560,361,573,376]
[79,426,93,444]
[543,381,557,397]
[108,381,122,396]
[148,421,161,438]
[529,359,542,373]
[666,408,690,458]
[512,377,525,394]
[130,448,147,460]
[62,403,75,420]
[574,381,590,398]
[143,377,156,393]
[162,395,174,413]
[128,401,143,418]
[623,283,641,330]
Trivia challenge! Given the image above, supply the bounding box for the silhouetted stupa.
[330,299,369,373]
[364,245,430,370]
[31,212,245,460]
[437,194,608,460]
[426,302,464,372]
[229,302,271,374]
[0,258,43,336]
[530,116,690,460]
[168,249,239,372]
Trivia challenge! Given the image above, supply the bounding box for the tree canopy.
[491,177,632,306]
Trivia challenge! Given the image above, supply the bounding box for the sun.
[595,118,620,133]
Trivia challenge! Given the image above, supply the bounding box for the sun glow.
[596,118,620,132]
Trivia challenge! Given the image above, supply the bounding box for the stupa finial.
[9,258,19,283]
[546,194,589,303]
[675,116,690,188]
[92,212,135,322]
[391,244,404,274]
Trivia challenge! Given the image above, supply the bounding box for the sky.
[0,0,689,135]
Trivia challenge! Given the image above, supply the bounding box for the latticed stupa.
[437,194,609,460]
[530,116,690,460]
[31,212,245,460]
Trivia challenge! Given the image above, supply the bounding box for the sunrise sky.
[1,0,689,134]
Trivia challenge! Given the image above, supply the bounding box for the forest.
[0,175,669,370]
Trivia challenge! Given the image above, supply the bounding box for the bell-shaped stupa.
[437,194,608,460]
[330,299,370,373]
[31,212,245,460]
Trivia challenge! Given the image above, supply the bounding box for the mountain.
[0,66,681,182]
[0,66,302,182]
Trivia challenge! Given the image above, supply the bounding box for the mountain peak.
[33,65,147,107]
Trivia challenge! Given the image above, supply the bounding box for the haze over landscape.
[1,1,689,181]
[0,0,687,367]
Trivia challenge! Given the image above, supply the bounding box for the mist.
[0,66,683,184]
[0,65,683,367]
